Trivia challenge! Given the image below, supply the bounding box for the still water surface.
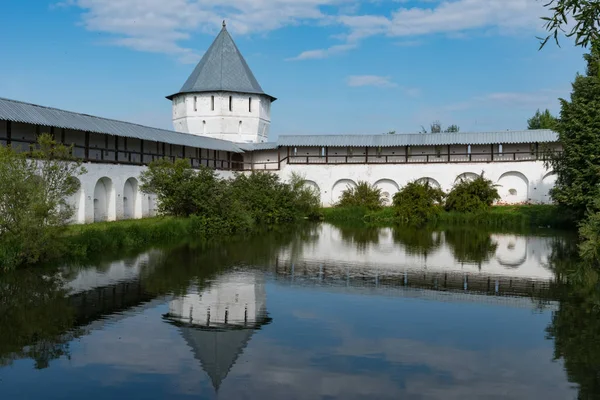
[1,223,598,399]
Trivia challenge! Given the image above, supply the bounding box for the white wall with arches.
[278,160,554,207]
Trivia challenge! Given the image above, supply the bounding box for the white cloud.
[58,0,551,62]
[347,75,397,88]
[444,89,566,112]
[57,0,353,62]
[287,43,356,60]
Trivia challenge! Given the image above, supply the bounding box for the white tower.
[167,21,276,144]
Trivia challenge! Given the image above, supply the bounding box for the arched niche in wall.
[374,179,399,206]
[123,177,141,220]
[331,179,357,205]
[93,177,114,222]
[455,172,480,183]
[497,171,529,204]
[415,177,441,189]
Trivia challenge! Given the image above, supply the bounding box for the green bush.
[445,173,500,213]
[0,134,86,271]
[336,181,383,210]
[140,159,320,227]
[579,204,600,266]
[392,180,445,225]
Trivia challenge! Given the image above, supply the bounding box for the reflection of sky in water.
[0,273,574,400]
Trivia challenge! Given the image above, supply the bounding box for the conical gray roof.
[167,22,275,101]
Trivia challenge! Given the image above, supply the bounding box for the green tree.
[548,43,600,221]
[420,121,460,133]
[540,0,600,49]
[336,181,383,210]
[445,173,500,213]
[527,109,559,130]
[445,124,460,133]
[392,180,445,226]
[0,134,86,270]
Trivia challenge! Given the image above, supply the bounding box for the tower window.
[467,145,472,155]
[229,96,233,111]
[238,121,242,134]
[499,144,503,154]
[249,97,252,113]
[194,96,197,112]
[203,120,206,135]
[211,96,215,111]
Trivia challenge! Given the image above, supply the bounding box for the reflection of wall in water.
[277,224,557,280]
[168,271,267,328]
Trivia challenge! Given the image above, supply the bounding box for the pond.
[0,223,598,399]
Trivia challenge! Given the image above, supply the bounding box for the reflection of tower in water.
[164,270,270,392]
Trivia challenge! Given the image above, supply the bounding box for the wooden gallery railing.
[287,150,561,165]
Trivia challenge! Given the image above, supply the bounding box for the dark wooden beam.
[84,131,90,160]
[6,120,12,145]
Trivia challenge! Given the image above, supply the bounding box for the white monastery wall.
[278,160,555,207]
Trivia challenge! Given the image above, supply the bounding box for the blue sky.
[0,0,587,138]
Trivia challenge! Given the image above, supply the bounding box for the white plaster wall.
[172,92,271,143]
[73,163,234,224]
[278,160,555,207]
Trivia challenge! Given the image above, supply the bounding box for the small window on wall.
[211,96,215,111]
[499,144,503,154]
[238,121,242,134]
[293,147,298,156]
[203,120,206,135]
[321,147,326,157]
[249,97,252,113]
[467,145,472,154]
[194,96,197,112]
[229,96,233,111]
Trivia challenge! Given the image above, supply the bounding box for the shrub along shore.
[321,204,574,230]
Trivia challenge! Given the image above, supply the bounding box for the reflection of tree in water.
[545,239,600,400]
[336,224,381,252]
[444,228,498,266]
[140,223,320,296]
[0,270,78,369]
[392,226,442,257]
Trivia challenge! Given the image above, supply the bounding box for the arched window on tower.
[194,96,197,112]
[203,120,206,135]
[229,96,233,111]
[238,121,242,134]
[249,97,252,113]
[211,96,215,111]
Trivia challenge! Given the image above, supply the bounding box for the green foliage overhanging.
[392,180,445,226]
[336,181,384,210]
[548,42,600,222]
[0,134,86,271]
[445,174,500,213]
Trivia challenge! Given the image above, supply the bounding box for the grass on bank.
[61,216,248,263]
[321,204,575,230]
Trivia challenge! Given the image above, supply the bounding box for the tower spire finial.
[222,20,226,29]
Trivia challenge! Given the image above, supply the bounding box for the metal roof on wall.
[237,142,279,151]
[0,97,243,153]
[277,130,558,147]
